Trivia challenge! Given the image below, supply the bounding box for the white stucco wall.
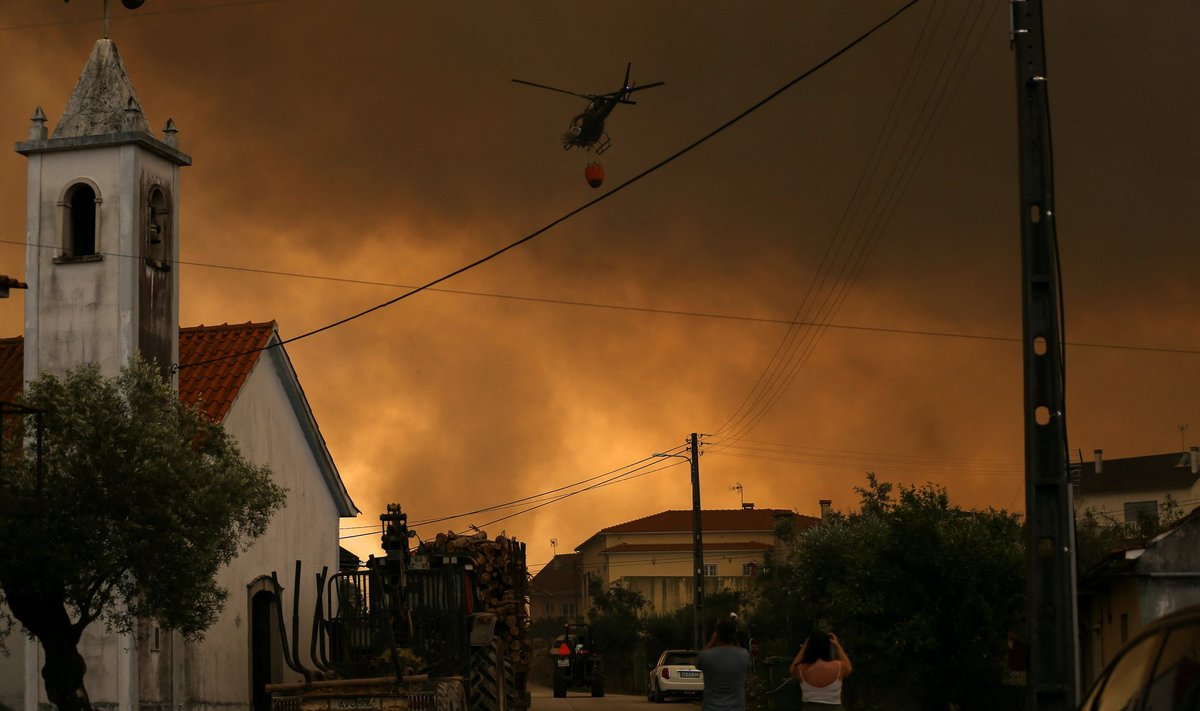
[0,632,28,710]
[25,144,181,382]
[2,351,348,711]
[179,350,345,710]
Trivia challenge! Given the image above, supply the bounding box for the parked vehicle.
[550,623,604,698]
[1078,603,1200,710]
[647,649,704,703]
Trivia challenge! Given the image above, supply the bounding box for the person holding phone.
[790,631,853,709]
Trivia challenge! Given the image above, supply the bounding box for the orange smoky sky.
[1,0,1197,573]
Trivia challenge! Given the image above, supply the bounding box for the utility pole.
[1011,1,1079,708]
[690,432,704,650]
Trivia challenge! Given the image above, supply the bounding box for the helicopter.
[513,63,663,155]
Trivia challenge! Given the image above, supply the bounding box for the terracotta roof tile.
[531,553,581,594]
[601,508,813,534]
[0,337,23,404]
[177,322,275,422]
[1077,452,1200,495]
[602,541,772,554]
[0,322,275,424]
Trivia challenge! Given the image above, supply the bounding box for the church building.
[0,36,358,711]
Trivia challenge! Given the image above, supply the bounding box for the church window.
[146,186,170,267]
[62,182,100,258]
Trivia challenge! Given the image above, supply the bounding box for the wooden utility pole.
[1011,1,1080,708]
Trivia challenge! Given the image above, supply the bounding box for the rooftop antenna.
[730,482,744,507]
[1179,424,1188,452]
[550,538,558,557]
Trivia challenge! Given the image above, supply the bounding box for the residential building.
[1074,448,1200,527]
[530,553,583,625]
[1077,505,1200,688]
[574,506,819,614]
[0,38,357,711]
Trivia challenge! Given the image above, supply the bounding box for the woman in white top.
[789,632,853,710]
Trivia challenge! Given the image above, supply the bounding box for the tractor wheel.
[502,648,524,711]
[470,640,505,711]
[434,679,467,711]
[552,669,567,698]
[591,670,605,698]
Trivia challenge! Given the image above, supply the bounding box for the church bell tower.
[16,38,191,382]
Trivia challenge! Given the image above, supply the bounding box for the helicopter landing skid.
[593,134,612,155]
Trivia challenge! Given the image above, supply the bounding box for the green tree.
[755,473,1025,709]
[0,359,287,711]
[1075,497,1187,575]
[586,579,647,691]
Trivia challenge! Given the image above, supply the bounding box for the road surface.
[528,684,699,711]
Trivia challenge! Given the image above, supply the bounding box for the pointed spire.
[54,39,150,138]
[28,107,48,141]
[162,118,179,148]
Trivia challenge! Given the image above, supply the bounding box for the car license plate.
[335,700,375,710]
[679,670,700,678]
[557,659,570,667]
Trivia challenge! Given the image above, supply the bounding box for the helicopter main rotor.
[511,62,664,106]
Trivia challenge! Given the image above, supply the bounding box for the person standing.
[790,631,853,710]
[696,616,753,711]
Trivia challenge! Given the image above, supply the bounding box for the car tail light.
[661,669,670,679]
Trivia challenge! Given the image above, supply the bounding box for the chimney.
[819,499,832,519]
[1191,446,1199,475]
[1094,449,1103,474]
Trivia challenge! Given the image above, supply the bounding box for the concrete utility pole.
[1011,1,1080,708]
[690,432,704,650]
[653,438,705,649]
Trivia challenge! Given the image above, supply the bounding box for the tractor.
[265,504,531,711]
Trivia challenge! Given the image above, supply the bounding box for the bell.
[584,162,604,189]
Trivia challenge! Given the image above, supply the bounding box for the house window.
[703,564,717,577]
[562,602,576,618]
[742,562,757,576]
[543,602,555,615]
[62,182,100,258]
[1124,500,1158,529]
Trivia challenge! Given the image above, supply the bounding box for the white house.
[574,506,819,614]
[0,37,358,711]
[1074,448,1200,527]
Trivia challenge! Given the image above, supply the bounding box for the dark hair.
[714,616,738,644]
[800,632,833,664]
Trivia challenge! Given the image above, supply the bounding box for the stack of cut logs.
[421,531,532,671]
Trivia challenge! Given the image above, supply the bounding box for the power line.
[0,0,295,32]
[409,447,686,527]
[711,0,1001,448]
[3,238,1197,356]
[169,0,927,371]
[435,456,683,536]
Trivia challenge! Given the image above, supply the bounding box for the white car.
[647,649,703,702]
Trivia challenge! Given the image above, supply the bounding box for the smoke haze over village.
[1,0,1197,572]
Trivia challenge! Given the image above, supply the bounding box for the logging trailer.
[265,504,531,711]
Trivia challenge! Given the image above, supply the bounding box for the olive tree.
[0,358,287,711]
